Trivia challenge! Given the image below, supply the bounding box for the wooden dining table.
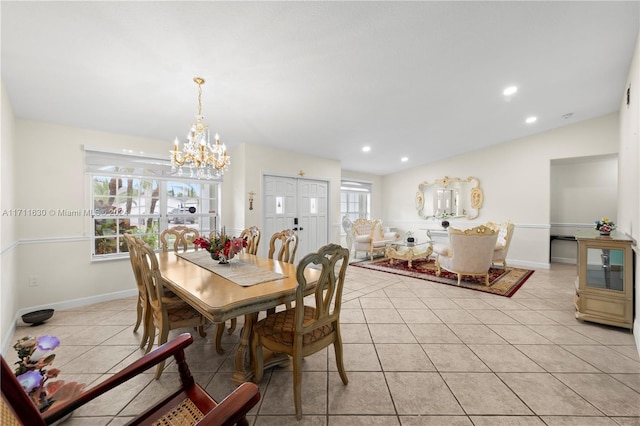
[156,251,320,384]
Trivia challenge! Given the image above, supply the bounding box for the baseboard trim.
[509,260,550,270]
[551,256,577,264]
[2,288,137,355]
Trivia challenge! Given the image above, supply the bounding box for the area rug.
[351,257,533,297]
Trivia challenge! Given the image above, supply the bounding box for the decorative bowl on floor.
[22,309,54,326]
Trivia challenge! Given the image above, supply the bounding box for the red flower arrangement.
[194,231,247,262]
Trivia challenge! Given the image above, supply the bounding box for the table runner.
[176,251,288,287]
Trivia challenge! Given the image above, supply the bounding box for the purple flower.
[36,336,60,351]
[17,370,43,393]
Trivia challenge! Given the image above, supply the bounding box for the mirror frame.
[416,176,483,220]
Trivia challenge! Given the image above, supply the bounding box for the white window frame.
[85,147,221,260]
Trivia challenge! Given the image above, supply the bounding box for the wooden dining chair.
[266,229,299,313]
[160,225,200,252]
[138,242,207,379]
[239,226,261,255]
[251,243,350,419]
[268,229,298,263]
[124,234,157,350]
[1,333,260,426]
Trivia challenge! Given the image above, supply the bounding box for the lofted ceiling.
[2,1,638,176]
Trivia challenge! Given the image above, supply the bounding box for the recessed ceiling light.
[525,116,537,124]
[362,146,371,152]
[401,157,408,162]
[503,86,518,96]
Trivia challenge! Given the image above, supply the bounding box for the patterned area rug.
[351,257,533,297]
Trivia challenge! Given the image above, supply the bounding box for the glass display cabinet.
[574,229,634,330]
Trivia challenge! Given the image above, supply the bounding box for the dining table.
[156,250,320,385]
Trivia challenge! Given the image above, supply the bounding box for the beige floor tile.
[340,308,366,323]
[420,297,460,309]
[610,373,640,393]
[399,416,473,425]
[468,344,545,372]
[554,373,640,416]
[526,324,600,345]
[468,309,519,324]
[63,416,114,425]
[609,345,640,361]
[389,297,428,309]
[364,308,405,323]
[514,344,599,373]
[446,324,508,344]
[468,416,546,425]
[73,373,153,417]
[610,417,640,425]
[369,324,418,343]
[385,372,464,415]
[411,288,448,299]
[62,345,140,374]
[431,309,478,324]
[442,372,533,415]
[328,371,395,415]
[498,372,602,416]
[505,310,559,325]
[375,343,435,372]
[383,287,417,298]
[340,323,374,343]
[568,323,637,345]
[408,323,462,344]
[452,298,495,310]
[487,324,553,345]
[360,298,396,309]
[255,415,326,425]
[540,417,620,425]
[561,345,640,373]
[259,370,327,416]
[397,309,443,324]
[328,343,381,371]
[421,344,489,372]
[329,415,400,425]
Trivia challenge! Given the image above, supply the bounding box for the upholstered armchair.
[486,221,515,269]
[352,219,399,260]
[433,225,499,285]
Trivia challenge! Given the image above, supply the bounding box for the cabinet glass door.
[585,248,624,291]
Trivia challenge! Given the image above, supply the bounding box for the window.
[86,148,220,259]
[340,180,371,226]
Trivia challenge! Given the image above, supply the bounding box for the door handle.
[292,227,303,231]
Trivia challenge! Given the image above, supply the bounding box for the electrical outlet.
[28,275,38,287]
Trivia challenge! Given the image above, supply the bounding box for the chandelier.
[171,77,230,179]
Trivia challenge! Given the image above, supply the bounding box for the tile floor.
[8,263,640,425]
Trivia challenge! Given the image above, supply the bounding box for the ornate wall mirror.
[415,176,483,220]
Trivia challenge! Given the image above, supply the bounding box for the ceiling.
[2,1,638,176]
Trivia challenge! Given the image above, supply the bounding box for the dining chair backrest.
[160,226,200,252]
[268,229,299,264]
[295,243,350,330]
[240,226,261,255]
[138,241,170,310]
[123,234,153,348]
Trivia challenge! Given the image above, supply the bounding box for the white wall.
[382,113,620,269]
[617,33,640,351]
[1,81,18,349]
[225,143,343,255]
[550,154,618,263]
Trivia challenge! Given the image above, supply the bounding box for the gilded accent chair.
[341,215,354,254]
[433,225,499,286]
[352,219,399,260]
[486,221,515,269]
[251,244,350,419]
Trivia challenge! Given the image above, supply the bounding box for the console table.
[574,230,634,330]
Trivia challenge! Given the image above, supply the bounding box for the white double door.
[263,175,328,262]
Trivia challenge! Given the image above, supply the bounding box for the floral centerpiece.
[595,217,616,235]
[194,230,248,263]
[13,335,85,413]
